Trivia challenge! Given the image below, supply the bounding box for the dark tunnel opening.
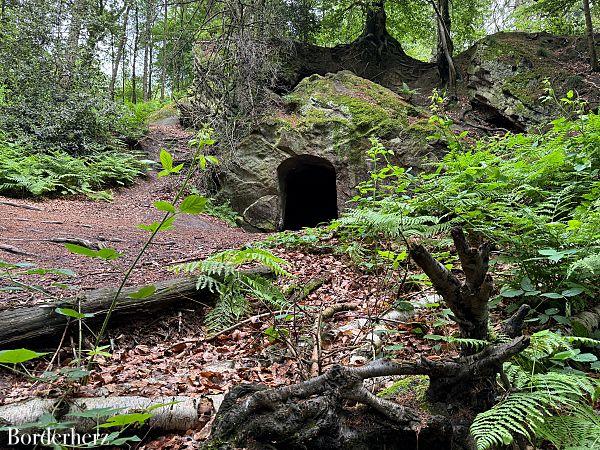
[278,155,338,231]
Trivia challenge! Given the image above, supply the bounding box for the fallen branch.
[0,267,271,347]
[0,200,42,211]
[0,244,37,257]
[0,396,205,433]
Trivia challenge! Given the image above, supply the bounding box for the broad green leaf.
[153,201,176,213]
[159,149,173,171]
[572,353,597,363]
[561,287,584,297]
[179,195,207,215]
[55,308,94,319]
[65,244,121,260]
[99,413,153,428]
[541,292,563,299]
[500,288,524,298]
[128,285,156,299]
[64,243,98,258]
[0,348,48,364]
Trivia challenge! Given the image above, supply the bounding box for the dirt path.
[0,123,259,309]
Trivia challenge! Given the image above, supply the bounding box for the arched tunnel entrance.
[278,155,338,231]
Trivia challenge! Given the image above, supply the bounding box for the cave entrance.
[278,155,338,231]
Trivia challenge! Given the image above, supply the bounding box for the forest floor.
[0,122,468,448]
[0,123,258,310]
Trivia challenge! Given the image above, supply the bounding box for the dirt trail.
[0,123,259,309]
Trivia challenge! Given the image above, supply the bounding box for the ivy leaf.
[128,285,156,299]
[179,195,207,215]
[55,308,94,319]
[0,349,48,364]
[153,201,176,213]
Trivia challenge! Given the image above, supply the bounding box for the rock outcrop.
[216,71,439,231]
[456,32,600,130]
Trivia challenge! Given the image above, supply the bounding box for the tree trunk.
[0,267,271,347]
[0,396,205,435]
[433,0,457,94]
[132,5,139,103]
[109,4,131,99]
[363,0,388,43]
[160,0,168,100]
[64,0,88,80]
[583,0,599,71]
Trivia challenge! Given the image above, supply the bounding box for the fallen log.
[0,268,271,347]
[0,396,209,434]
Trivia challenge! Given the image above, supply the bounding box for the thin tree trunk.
[149,38,154,99]
[108,3,131,99]
[583,0,599,71]
[161,0,168,100]
[132,5,139,103]
[64,0,87,79]
[142,0,152,101]
[433,0,457,94]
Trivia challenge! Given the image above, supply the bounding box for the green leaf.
[0,348,48,364]
[55,308,94,319]
[68,407,123,418]
[138,216,176,233]
[561,287,584,297]
[153,201,176,213]
[541,292,563,299]
[128,285,156,299]
[159,149,173,171]
[99,413,153,428]
[500,288,524,298]
[179,194,207,215]
[64,243,98,258]
[572,353,597,363]
[65,244,121,260]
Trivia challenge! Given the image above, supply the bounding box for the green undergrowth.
[336,110,600,316]
[0,134,147,197]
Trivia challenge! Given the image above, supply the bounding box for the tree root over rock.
[207,337,527,450]
[205,229,531,449]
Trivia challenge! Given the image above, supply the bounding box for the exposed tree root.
[205,229,531,449]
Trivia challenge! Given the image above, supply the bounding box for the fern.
[171,247,289,333]
[471,332,600,450]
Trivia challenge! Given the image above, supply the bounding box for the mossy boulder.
[459,32,600,128]
[217,71,439,231]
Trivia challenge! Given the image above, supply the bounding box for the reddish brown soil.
[0,124,259,309]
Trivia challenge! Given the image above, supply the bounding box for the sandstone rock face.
[459,32,600,129]
[218,71,438,231]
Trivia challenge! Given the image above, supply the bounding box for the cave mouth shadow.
[278,155,338,231]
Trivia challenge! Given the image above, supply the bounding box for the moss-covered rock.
[460,32,600,128]
[218,71,437,231]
